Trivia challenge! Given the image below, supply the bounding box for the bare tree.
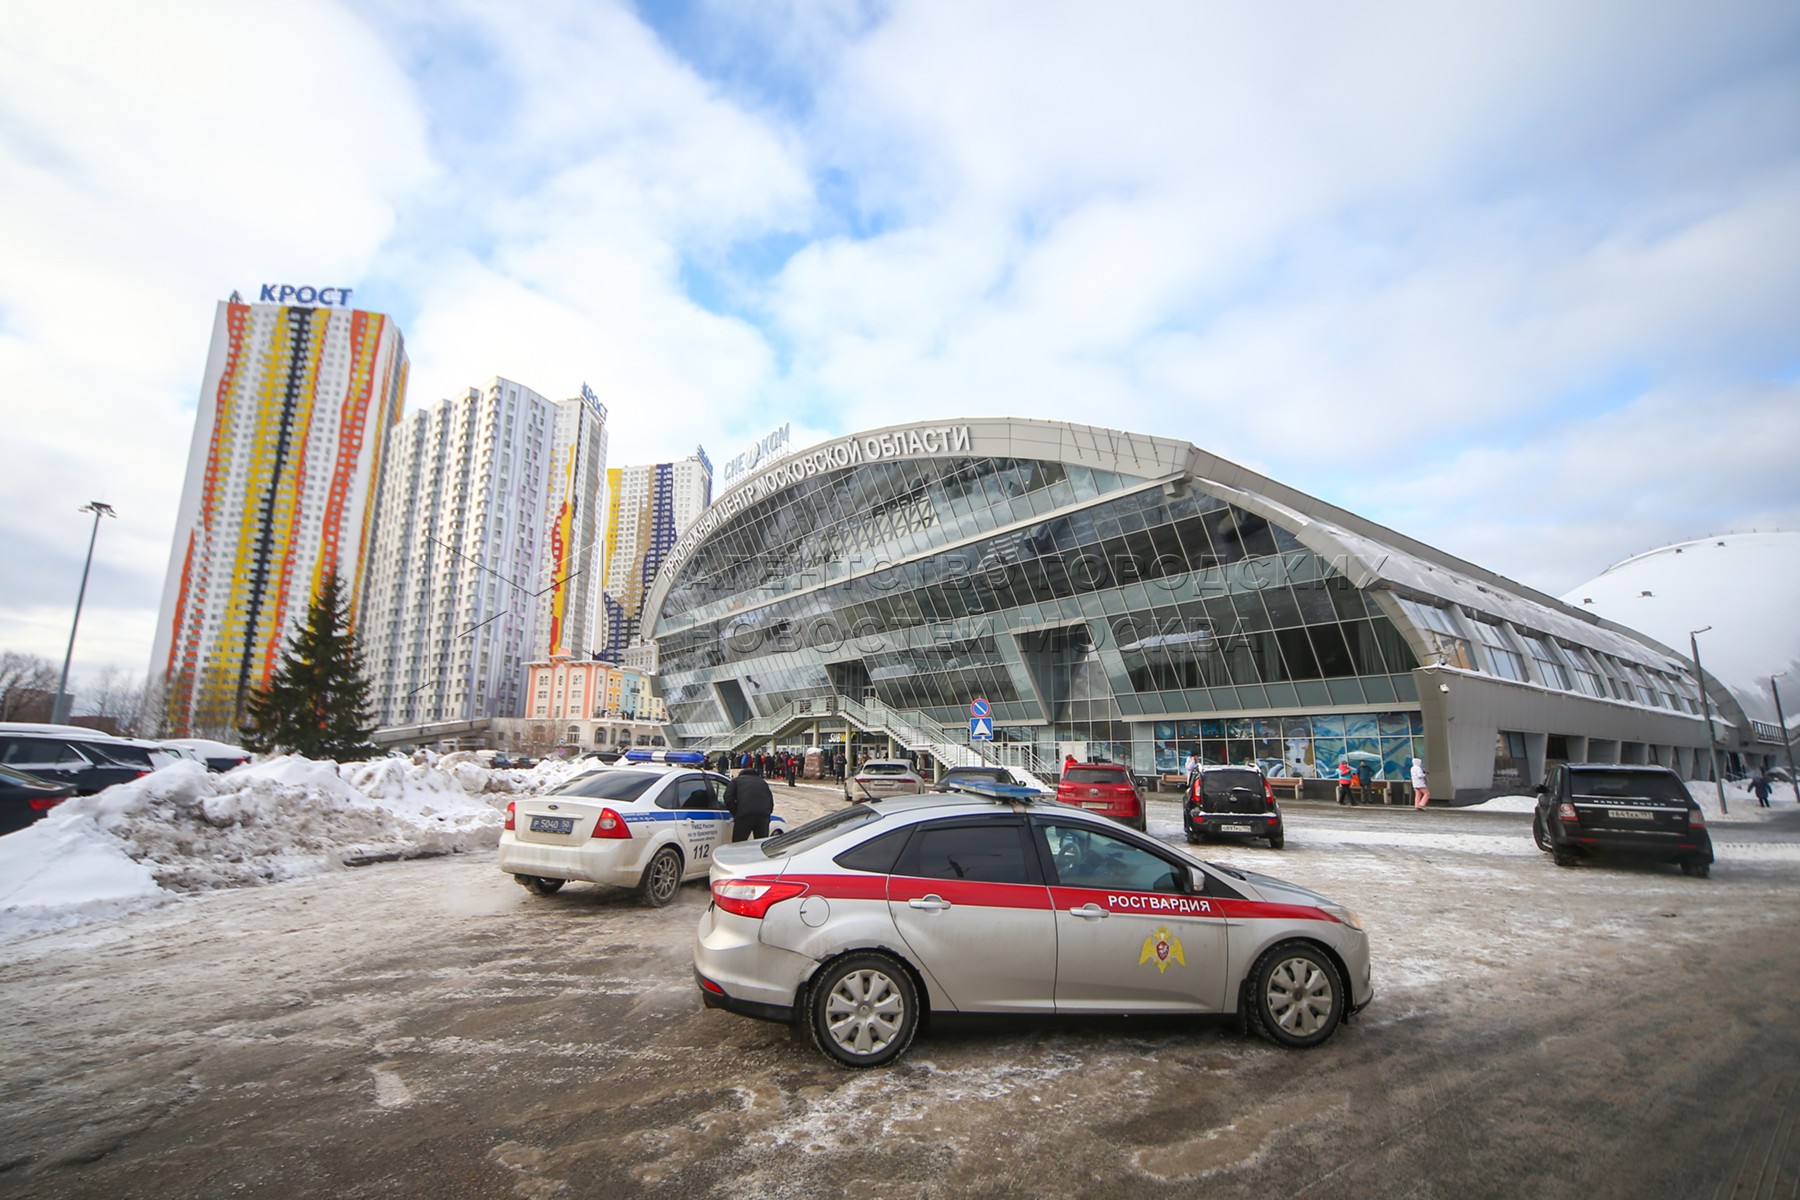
[76,667,159,737]
[0,652,58,721]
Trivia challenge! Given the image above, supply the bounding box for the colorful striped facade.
[598,452,712,660]
[151,299,407,737]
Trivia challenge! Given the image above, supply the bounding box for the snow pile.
[0,754,531,943]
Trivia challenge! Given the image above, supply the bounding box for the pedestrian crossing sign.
[970,717,994,741]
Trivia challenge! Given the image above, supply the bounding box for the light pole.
[1689,626,1726,815]
[1771,673,1798,804]
[53,501,117,725]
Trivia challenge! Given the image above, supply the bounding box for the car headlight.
[1321,903,1364,932]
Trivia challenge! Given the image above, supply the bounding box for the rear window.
[942,768,1009,784]
[759,805,886,857]
[1568,770,1691,803]
[861,763,912,776]
[1201,769,1264,794]
[550,770,662,802]
[1064,767,1130,785]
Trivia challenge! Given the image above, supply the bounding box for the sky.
[2,0,1797,690]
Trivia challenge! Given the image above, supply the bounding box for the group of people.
[1333,757,1431,808]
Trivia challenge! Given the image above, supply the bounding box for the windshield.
[1568,769,1691,803]
[550,770,661,802]
[758,805,886,856]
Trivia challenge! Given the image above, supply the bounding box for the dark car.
[932,765,1016,793]
[1533,764,1713,876]
[0,764,77,835]
[1056,762,1145,831]
[1187,764,1284,848]
[0,733,151,796]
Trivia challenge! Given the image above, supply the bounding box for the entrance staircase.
[688,694,1058,791]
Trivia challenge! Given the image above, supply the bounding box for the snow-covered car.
[500,764,788,906]
[695,791,1372,1067]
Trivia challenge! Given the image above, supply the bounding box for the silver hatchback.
[694,791,1373,1067]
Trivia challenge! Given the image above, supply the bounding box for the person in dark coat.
[1751,772,1773,808]
[723,764,775,841]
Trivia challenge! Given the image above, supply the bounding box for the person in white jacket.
[1411,758,1431,810]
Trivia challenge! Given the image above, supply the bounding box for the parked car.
[0,732,151,795]
[1533,764,1713,876]
[851,760,926,800]
[163,738,252,772]
[932,765,1017,793]
[0,764,76,836]
[1187,764,1284,848]
[695,790,1371,1067]
[1055,762,1145,831]
[499,764,788,905]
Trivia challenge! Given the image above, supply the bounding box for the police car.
[500,750,787,906]
[694,782,1372,1067]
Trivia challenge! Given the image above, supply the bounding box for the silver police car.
[694,786,1372,1067]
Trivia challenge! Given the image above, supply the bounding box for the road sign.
[970,717,994,741]
[970,697,990,719]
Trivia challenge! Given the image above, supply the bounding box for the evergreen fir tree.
[240,573,377,760]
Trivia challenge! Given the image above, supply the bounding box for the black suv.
[0,733,151,795]
[1186,764,1284,848]
[1533,764,1713,876]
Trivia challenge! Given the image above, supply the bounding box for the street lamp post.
[1771,673,1798,804]
[1689,626,1726,815]
[52,501,117,725]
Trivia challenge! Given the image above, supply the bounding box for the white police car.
[501,750,786,906]
[695,781,1371,1066]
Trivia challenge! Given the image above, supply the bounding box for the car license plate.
[530,815,576,835]
[1081,801,1111,810]
[1608,809,1654,821]
[1219,824,1253,833]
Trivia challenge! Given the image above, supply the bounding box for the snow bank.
[0,753,553,944]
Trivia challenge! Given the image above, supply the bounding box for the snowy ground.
[2,754,1790,949]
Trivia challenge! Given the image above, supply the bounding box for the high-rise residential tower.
[361,378,608,727]
[598,450,712,660]
[151,292,407,738]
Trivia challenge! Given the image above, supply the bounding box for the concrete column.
[1566,735,1588,763]
[1589,738,1620,764]
[1522,731,1548,792]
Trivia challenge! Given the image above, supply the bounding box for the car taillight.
[1688,806,1706,828]
[1264,780,1277,810]
[504,801,515,831]
[1557,801,1579,823]
[28,797,65,812]
[711,878,808,918]
[591,808,631,839]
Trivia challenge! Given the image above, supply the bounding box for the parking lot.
[3,789,1798,1199]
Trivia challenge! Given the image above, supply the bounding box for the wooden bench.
[1268,778,1303,802]
[1158,773,1189,793]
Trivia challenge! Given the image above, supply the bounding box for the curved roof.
[1563,531,1800,729]
[643,417,1687,679]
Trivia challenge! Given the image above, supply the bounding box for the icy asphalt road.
[3,789,1798,1200]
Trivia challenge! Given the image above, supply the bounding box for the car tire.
[1185,829,1201,845]
[1552,847,1580,868]
[808,952,920,1068]
[1268,829,1285,850]
[520,875,565,896]
[638,846,684,907]
[1532,813,1552,851]
[1245,941,1343,1049]
[1682,860,1711,879]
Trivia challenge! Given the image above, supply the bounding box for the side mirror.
[1533,783,1547,795]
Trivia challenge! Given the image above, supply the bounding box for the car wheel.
[638,846,684,906]
[521,875,564,896]
[1552,847,1580,868]
[1185,829,1201,845]
[1682,860,1711,879]
[1532,813,1552,851]
[1268,829,1285,850]
[1245,941,1343,1048]
[808,952,920,1068]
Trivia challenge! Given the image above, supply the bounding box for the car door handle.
[908,895,951,911]
[1069,903,1109,920]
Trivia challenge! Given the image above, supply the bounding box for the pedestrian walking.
[1751,772,1773,808]
[1354,758,1373,805]
[723,763,775,841]
[1412,758,1431,809]
[1336,759,1354,805]
[1184,749,1201,786]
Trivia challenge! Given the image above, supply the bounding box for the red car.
[1056,762,1145,831]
